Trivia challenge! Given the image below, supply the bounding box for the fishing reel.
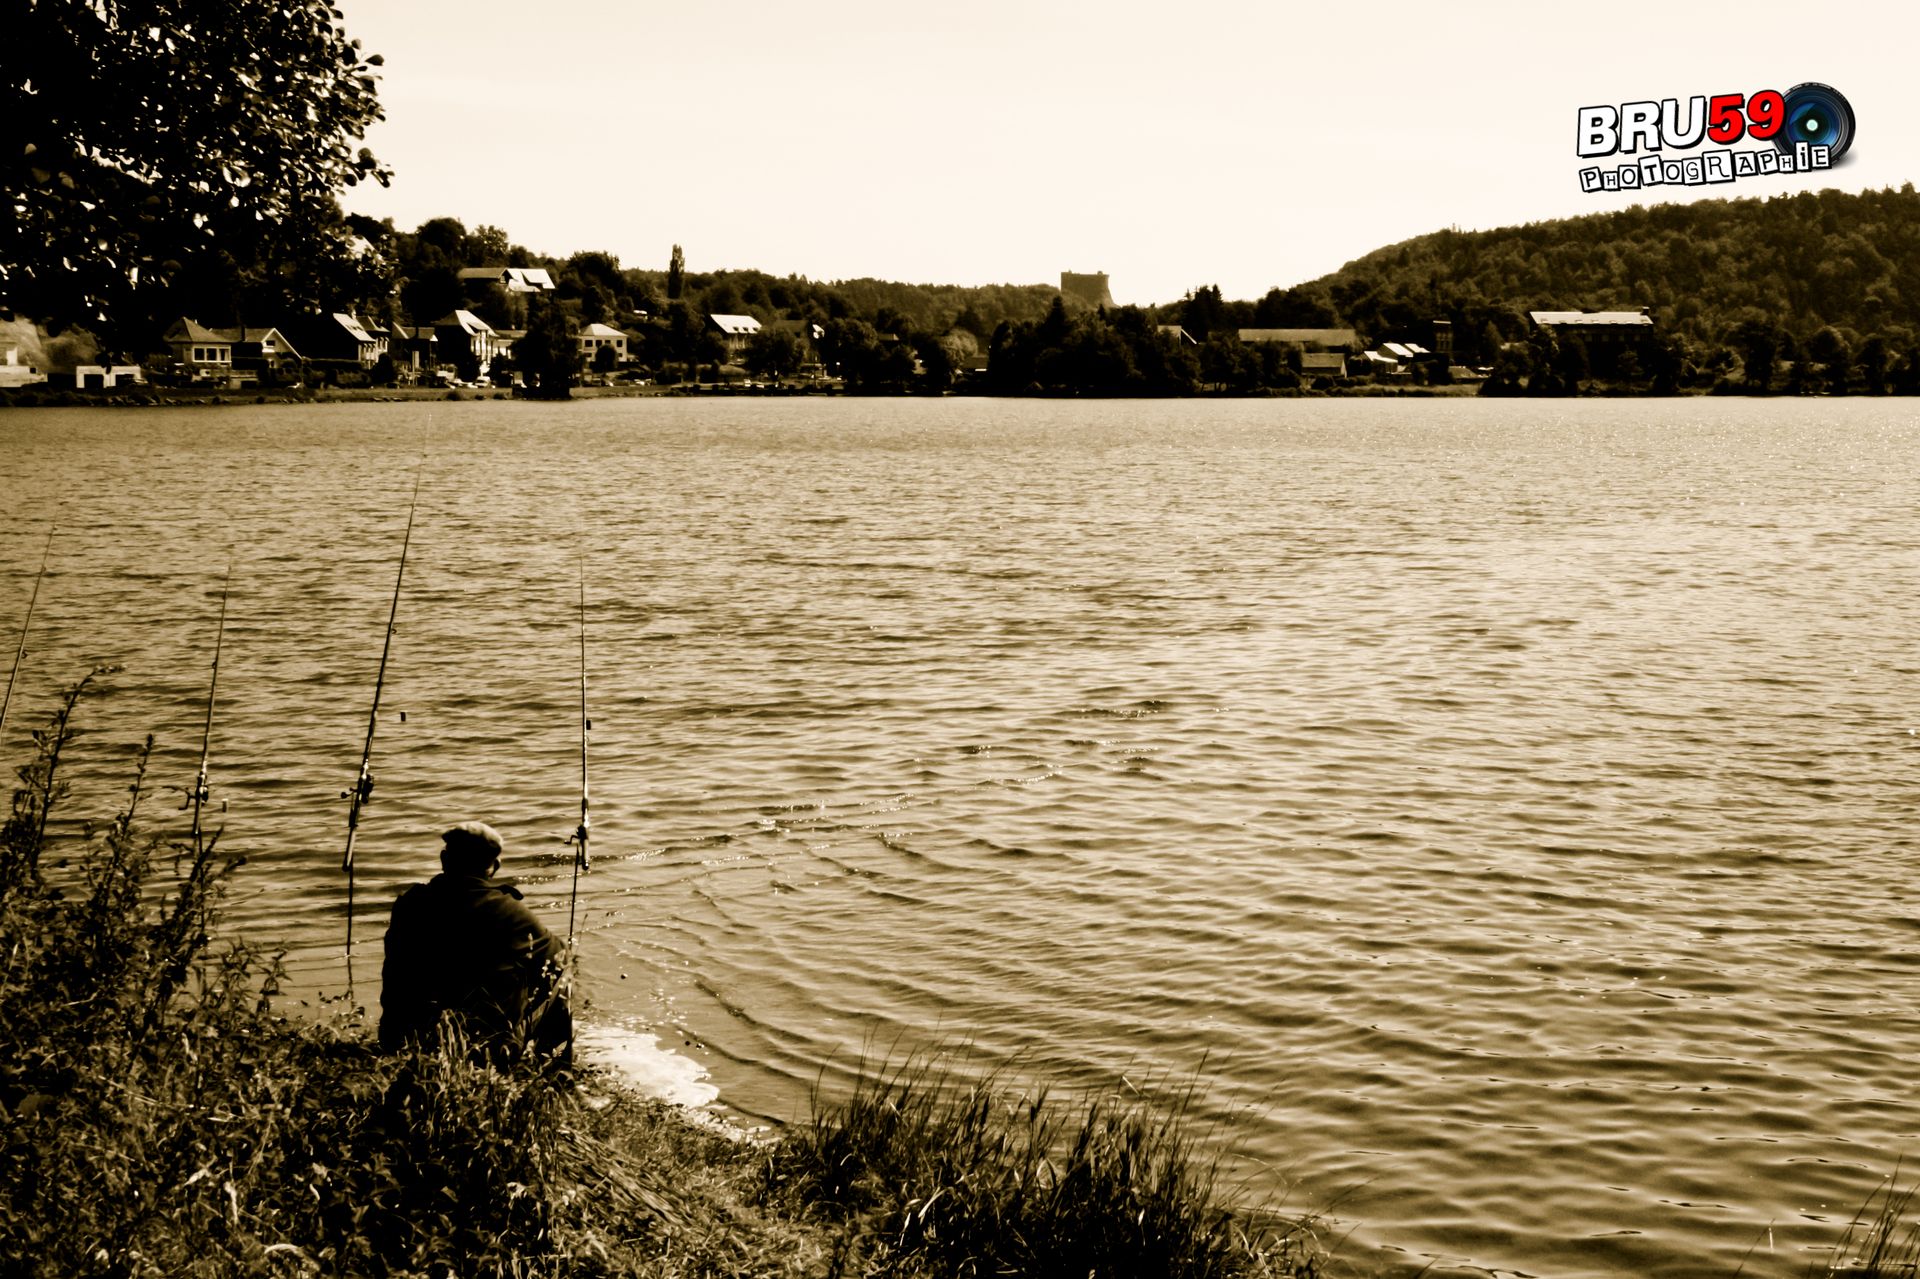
[567,814,591,871]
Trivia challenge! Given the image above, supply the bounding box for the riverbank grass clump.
[766,1055,1323,1278]
[0,678,1324,1276]
[1822,1174,1920,1279]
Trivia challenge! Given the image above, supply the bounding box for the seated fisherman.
[378,820,572,1064]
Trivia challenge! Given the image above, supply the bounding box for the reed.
[1820,1173,1920,1279]
[765,1053,1325,1278]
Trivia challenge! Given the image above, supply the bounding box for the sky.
[336,0,1920,307]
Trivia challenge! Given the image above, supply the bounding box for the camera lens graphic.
[1775,82,1855,161]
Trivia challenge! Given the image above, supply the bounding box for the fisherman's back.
[379,870,566,1057]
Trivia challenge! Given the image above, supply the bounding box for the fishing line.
[187,560,232,856]
[342,465,424,1001]
[0,525,55,740]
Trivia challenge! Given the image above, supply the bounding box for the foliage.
[982,302,1333,396]
[766,1054,1324,1278]
[5,0,390,344]
[666,244,685,301]
[744,328,805,381]
[514,299,577,400]
[1300,185,1920,374]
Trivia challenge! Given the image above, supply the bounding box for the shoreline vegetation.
[0,678,1327,1278]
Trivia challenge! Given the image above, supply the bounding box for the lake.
[2,395,1916,1277]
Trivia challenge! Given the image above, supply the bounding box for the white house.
[576,322,628,363]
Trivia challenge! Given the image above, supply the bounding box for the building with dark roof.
[1238,327,1359,351]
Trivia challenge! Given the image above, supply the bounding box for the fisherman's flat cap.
[443,821,504,855]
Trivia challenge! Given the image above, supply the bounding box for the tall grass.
[765,1053,1325,1278]
[1819,1173,1920,1279]
[0,678,793,1277]
[0,676,1330,1277]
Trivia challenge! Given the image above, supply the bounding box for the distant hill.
[1282,185,1920,364]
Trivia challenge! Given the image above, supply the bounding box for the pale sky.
[337,0,1920,306]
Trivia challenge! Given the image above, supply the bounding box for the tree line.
[14,3,1920,398]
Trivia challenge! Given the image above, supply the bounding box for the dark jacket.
[378,872,569,1059]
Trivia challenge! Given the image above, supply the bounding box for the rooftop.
[1529,310,1653,326]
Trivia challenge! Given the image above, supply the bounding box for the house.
[576,322,628,364]
[1299,351,1348,378]
[1156,325,1197,346]
[75,365,147,390]
[389,323,438,374]
[1360,350,1402,378]
[355,314,392,361]
[225,326,301,375]
[458,267,556,294]
[708,313,762,358]
[288,312,381,367]
[1528,309,1653,334]
[431,309,501,372]
[0,347,46,389]
[1528,309,1655,371]
[1238,327,1359,352]
[161,318,235,381]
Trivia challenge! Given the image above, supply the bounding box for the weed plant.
[1820,1173,1920,1279]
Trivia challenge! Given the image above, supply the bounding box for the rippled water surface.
[3,396,1918,1277]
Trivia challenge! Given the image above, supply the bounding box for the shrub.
[765,1054,1324,1278]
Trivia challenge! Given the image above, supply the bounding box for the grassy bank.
[0,678,1325,1278]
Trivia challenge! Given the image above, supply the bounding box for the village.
[0,262,1664,397]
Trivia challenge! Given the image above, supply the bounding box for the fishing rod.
[0,525,55,740]
[187,561,233,856]
[341,470,424,993]
[561,551,591,1063]
[566,552,591,944]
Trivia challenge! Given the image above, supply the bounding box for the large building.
[1238,327,1358,351]
[1060,271,1115,308]
[1528,308,1654,372]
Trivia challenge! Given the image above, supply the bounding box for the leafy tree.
[1552,336,1590,393]
[938,330,979,374]
[1728,320,1778,392]
[1858,336,1890,394]
[1198,333,1260,392]
[1807,326,1852,394]
[1252,286,1337,327]
[667,245,685,300]
[1892,347,1920,395]
[1181,286,1227,340]
[470,224,513,264]
[822,319,884,386]
[744,328,804,382]
[7,0,390,342]
[401,266,464,328]
[592,343,619,377]
[514,300,575,399]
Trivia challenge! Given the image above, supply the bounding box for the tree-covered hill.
[1284,185,1920,364]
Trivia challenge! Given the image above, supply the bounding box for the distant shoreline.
[0,380,1509,408]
